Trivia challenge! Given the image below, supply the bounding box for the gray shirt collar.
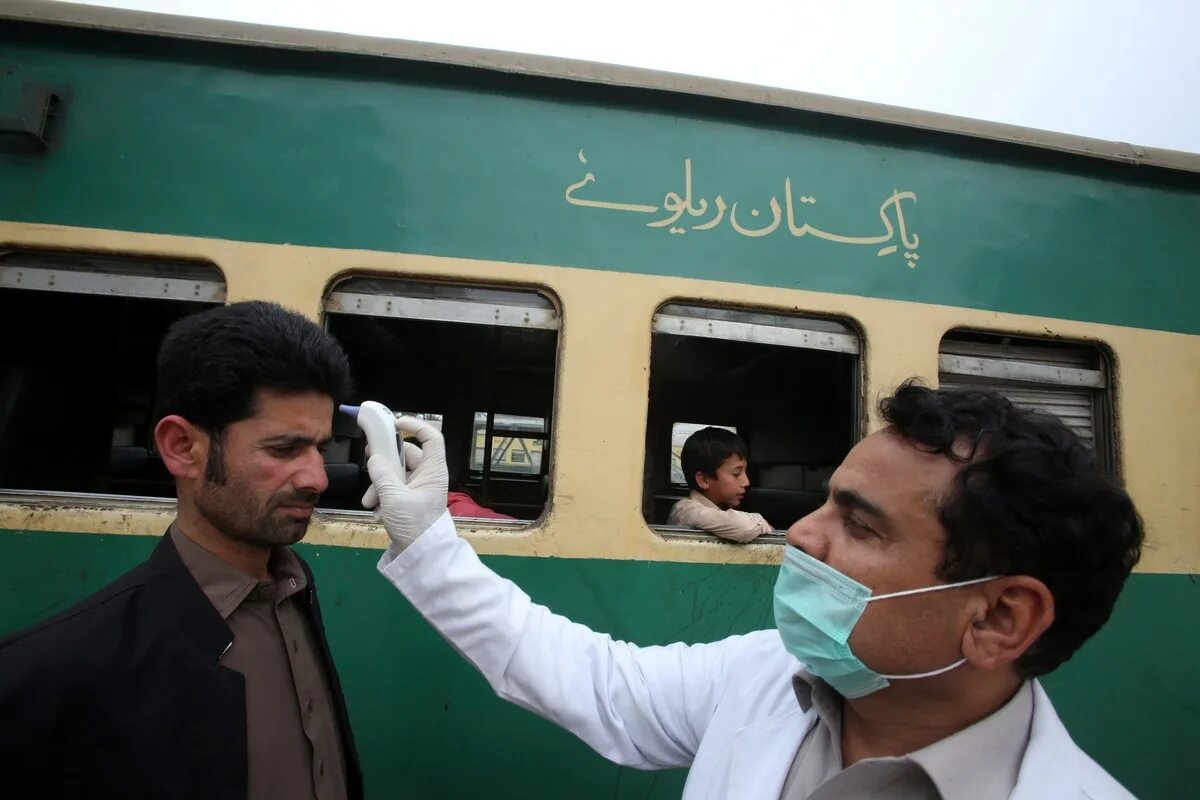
[792,671,1034,800]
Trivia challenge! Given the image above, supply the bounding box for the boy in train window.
[667,427,773,542]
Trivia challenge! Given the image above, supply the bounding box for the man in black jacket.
[0,301,362,800]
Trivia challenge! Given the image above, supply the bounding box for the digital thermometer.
[338,401,405,484]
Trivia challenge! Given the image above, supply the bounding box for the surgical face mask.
[773,545,998,699]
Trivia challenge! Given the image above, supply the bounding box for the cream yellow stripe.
[0,222,1195,574]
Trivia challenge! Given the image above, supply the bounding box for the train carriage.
[1,2,1197,797]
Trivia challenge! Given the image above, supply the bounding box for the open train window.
[0,250,226,500]
[644,303,861,539]
[939,330,1115,473]
[323,278,558,521]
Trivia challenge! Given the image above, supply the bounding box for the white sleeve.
[377,512,760,769]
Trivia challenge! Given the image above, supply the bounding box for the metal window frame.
[0,253,226,303]
[0,488,176,509]
[937,354,1105,389]
[652,303,859,355]
[938,331,1115,472]
[654,525,788,544]
[325,278,560,331]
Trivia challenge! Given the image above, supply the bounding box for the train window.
[670,422,737,486]
[938,331,1114,473]
[0,250,226,500]
[644,303,860,537]
[323,278,559,521]
[395,412,443,436]
[470,412,546,475]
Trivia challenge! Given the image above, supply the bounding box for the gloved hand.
[361,416,449,552]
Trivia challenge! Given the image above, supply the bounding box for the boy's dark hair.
[680,427,748,491]
[155,301,354,437]
[880,380,1144,678]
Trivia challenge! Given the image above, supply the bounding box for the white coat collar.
[727,706,816,799]
[1010,680,1082,800]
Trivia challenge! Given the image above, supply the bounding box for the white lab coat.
[378,513,1134,800]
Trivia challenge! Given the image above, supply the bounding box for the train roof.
[5,0,1200,175]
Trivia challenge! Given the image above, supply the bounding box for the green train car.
[1,2,1197,797]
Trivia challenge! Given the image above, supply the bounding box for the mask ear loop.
[869,575,1000,681]
[867,574,998,603]
[879,658,968,681]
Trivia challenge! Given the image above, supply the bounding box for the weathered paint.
[0,223,1196,575]
[0,529,1195,800]
[6,0,1198,173]
[0,24,1198,337]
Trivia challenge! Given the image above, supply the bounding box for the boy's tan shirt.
[666,491,774,542]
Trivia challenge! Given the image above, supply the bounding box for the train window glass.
[938,331,1114,473]
[0,250,226,500]
[396,412,443,433]
[323,278,559,521]
[644,303,860,537]
[470,412,546,475]
[670,422,737,486]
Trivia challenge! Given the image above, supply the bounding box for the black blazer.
[0,531,363,800]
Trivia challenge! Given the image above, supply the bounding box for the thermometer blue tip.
[338,404,360,417]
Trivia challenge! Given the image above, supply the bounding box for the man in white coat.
[365,382,1142,799]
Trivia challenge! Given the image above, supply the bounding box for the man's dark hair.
[155,301,354,439]
[880,380,1143,678]
[681,427,748,491]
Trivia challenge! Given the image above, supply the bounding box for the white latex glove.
[360,416,449,552]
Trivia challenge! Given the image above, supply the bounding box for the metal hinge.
[0,84,65,151]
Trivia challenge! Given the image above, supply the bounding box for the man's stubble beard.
[196,435,317,548]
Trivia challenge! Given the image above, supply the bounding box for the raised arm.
[377,511,765,768]
[363,416,764,768]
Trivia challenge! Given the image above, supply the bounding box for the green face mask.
[772,544,998,699]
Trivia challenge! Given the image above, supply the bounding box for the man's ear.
[694,470,712,491]
[961,576,1055,672]
[154,415,207,480]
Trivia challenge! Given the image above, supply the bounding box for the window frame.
[321,274,561,523]
[0,250,226,504]
[645,300,863,541]
[469,411,549,478]
[938,329,1116,474]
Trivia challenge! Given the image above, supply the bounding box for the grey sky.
[67,0,1200,154]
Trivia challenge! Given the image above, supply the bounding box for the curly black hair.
[880,380,1143,677]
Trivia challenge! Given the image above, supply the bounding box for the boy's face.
[696,454,751,509]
